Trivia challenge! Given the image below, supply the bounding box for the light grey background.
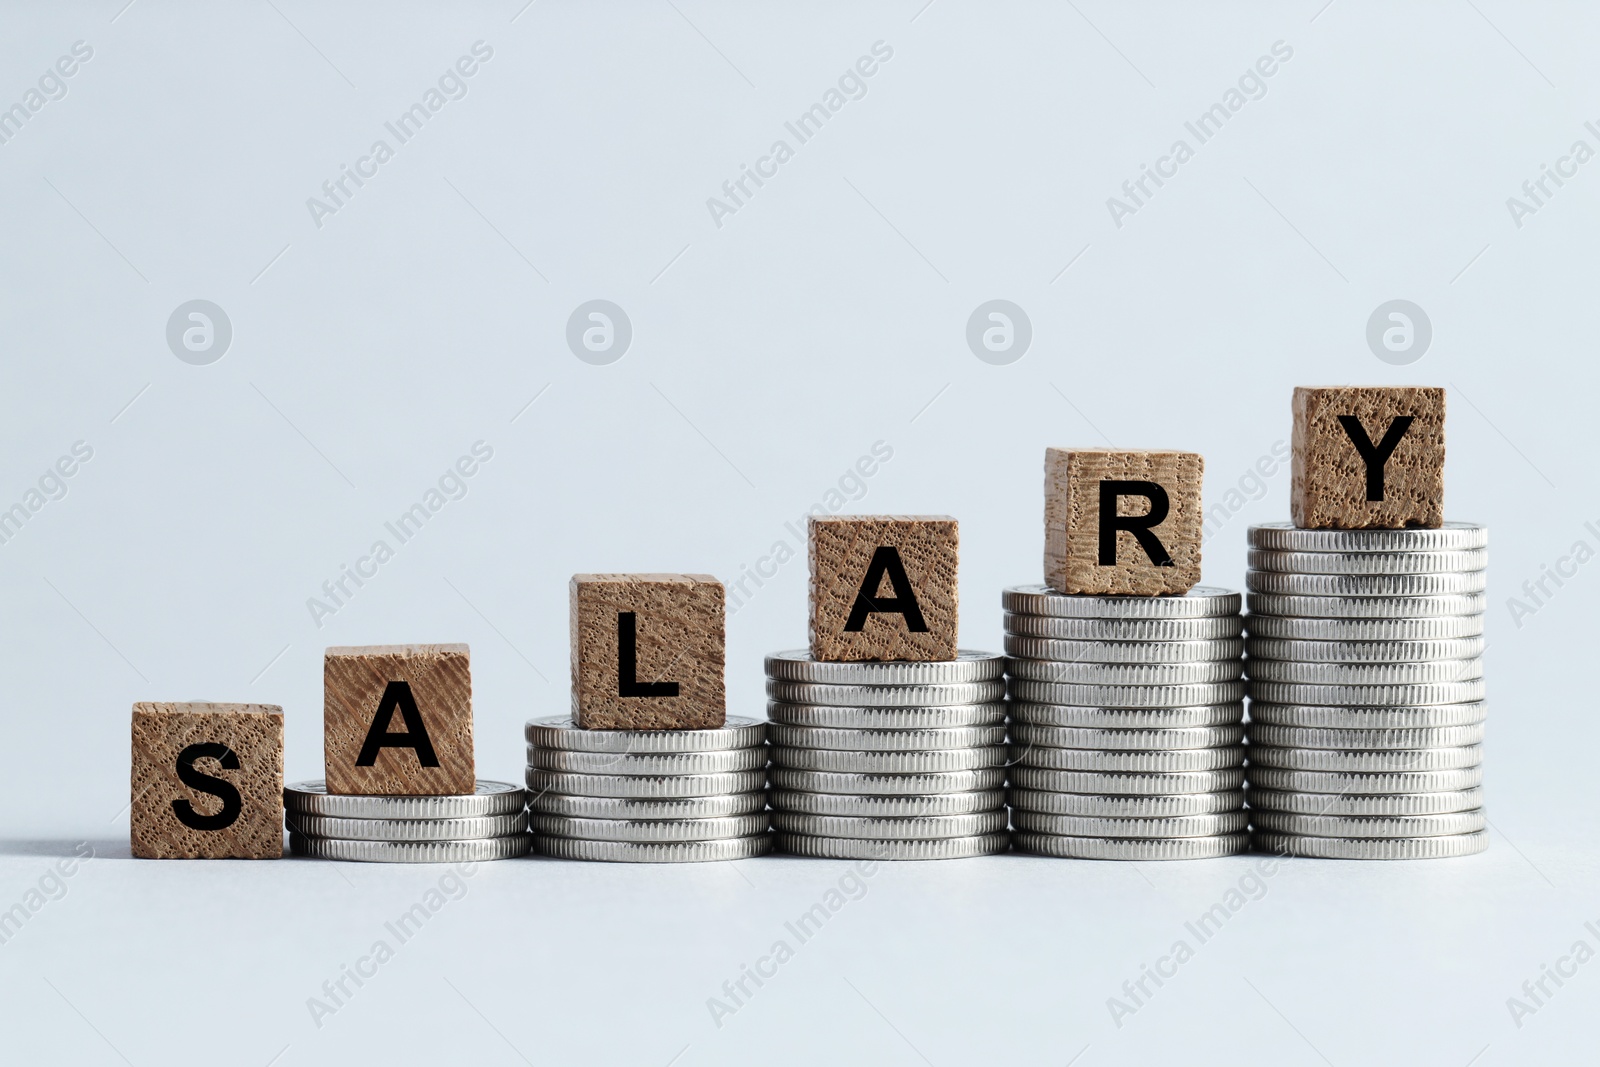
[1,1,1595,1064]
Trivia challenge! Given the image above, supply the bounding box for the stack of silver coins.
[286,779,530,861]
[524,716,772,862]
[1243,522,1489,860]
[764,650,1009,860]
[1002,585,1249,860]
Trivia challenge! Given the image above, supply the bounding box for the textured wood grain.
[324,644,474,795]
[808,515,958,662]
[1044,448,1203,595]
[1291,386,1445,529]
[571,574,725,729]
[130,703,283,859]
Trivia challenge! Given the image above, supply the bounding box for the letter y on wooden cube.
[1044,448,1203,595]
[1291,386,1445,529]
[571,574,726,729]
[130,702,284,859]
[808,515,959,661]
[324,644,474,795]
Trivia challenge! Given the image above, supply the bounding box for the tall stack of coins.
[1243,522,1489,859]
[524,716,772,862]
[764,651,1010,860]
[286,780,530,861]
[1001,585,1249,860]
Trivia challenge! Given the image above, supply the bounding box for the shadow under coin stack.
[286,780,530,861]
[524,716,772,862]
[1243,522,1489,859]
[765,651,1010,860]
[1002,585,1249,860]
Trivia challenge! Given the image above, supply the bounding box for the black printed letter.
[172,742,243,832]
[1098,480,1173,566]
[1337,414,1413,501]
[843,546,929,632]
[618,612,680,697]
[355,681,440,766]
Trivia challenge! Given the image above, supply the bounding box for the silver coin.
[1006,614,1245,641]
[1245,700,1487,729]
[1251,829,1488,859]
[1245,766,1483,793]
[1247,571,1487,597]
[1244,787,1482,817]
[284,779,525,819]
[769,767,1004,795]
[763,649,1005,685]
[289,833,530,863]
[1244,614,1484,641]
[523,715,765,752]
[1247,745,1481,772]
[767,723,1006,751]
[1245,723,1485,750]
[525,768,766,799]
[533,834,773,863]
[766,700,1006,729]
[1013,810,1248,838]
[771,746,1005,774]
[1251,809,1485,838]
[1245,636,1485,663]
[1246,659,1482,685]
[776,831,1008,860]
[1004,635,1244,664]
[1011,745,1245,773]
[773,810,1007,840]
[531,812,769,842]
[769,789,1005,818]
[1247,592,1486,619]
[1013,831,1249,860]
[1008,788,1244,818]
[1248,522,1488,553]
[287,812,527,841]
[527,747,767,776]
[528,792,767,820]
[1009,679,1246,708]
[1008,701,1244,729]
[1009,766,1245,795]
[1002,584,1241,619]
[766,679,1006,707]
[1009,722,1244,751]
[1247,548,1488,575]
[1249,679,1485,706]
[1006,658,1243,685]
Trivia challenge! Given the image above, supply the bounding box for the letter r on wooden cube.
[809,515,959,662]
[571,574,726,729]
[1044,448,1203,595]
[324,644,474,795]
[130,702,284,859]
[1291,386,1445,529]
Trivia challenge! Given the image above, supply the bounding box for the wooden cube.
[1044,448,1203,595]
[130,702,283,859]
[1291,386,1445,529]
[808,515,959,662]
[571,574,725,729]
[324,644,474,795]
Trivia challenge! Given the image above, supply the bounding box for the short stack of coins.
[764,651,1010,860]
[1002,585,1250,860]
[524,716,772,862]
[286,779,530,862]
[1243,522,1489,859]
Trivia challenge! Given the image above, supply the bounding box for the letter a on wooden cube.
[324,644,474,795]
[1291,386,1444,529]
[809,515,959,662]
[130,702,284,859]
[1044,448,1203,595]
[571,574,725,730]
